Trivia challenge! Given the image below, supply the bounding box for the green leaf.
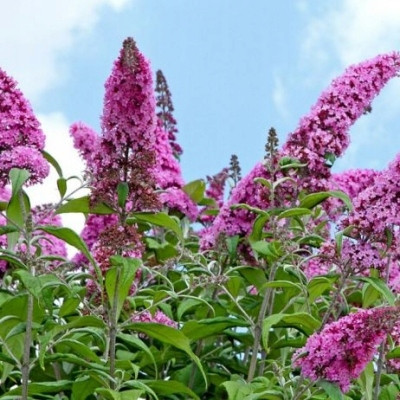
[56,195,114,215]
[226,235,239,259]
[120,390,145,400]
[9,168,30,196]
[106,256,140,319]
[297,234,325,247]
[329,190,353,211]
[183,317,249,341]
[279,156,307,170]
[272,176,296,190]
[59,297,81,317]
[71,375,101,400]
[0,201,8,211]
[57,339,102,363]
[0,253,26,269]
[0,351,17,365]
[262,314,286,352]
[59,315,106,331]
[308,276,337,303]
[253,177,272,189]
[249,214,270,242]
[251,241,282,262]
[357,361,374,400]
[262,280,302,294]
[230,203,268,215]
[177,298,203,320]
[38,225,99,276]
[262,313,320,351]
[118,333,158,374]
[299,190,352,211]
[117,182,129,208]
[299,192,330,209]
[198,197,217,207]
[226,276,244,298]
[6,190,29,250]
[221,381,252,399]
[42,150,63,177]
[183,179,205,203]
[353,276,395,306]
[5,380,72,395]
[278,208,312,219]
[317,380,343,400]
[57,178,67,198]
[125,322,207,387]
[362,283,380,308]
[386,347,400,359]
[15,270,64,300]
[96,388,144,400]
[0,225,19,235]
[324,152,337,167]
[128,212,183,241]
[379,385,400,400]
[144,380,200,400]
[238,267,268,291]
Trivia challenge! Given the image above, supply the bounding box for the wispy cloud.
[0,0,132,102]
[272,74,289,119]
[301,0,400,68]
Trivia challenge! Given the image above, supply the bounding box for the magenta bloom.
[293,307,399,392]
[331,169,380,201]
[200,162,269,248]
[388,321,400,371]
[153,119,184,190]
[69,122,99,168]
[200,167,229,225]
[152,119,198,220]
[203,52,400,247]
[344,152,400,237]
[283,52,400,190]
[72,214,118,268]
[0,69,49,185]
[91,38,159,211]
[160,187,198,221]
[132,310,177,329]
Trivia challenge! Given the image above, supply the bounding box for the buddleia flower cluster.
[293,307,399,392]
[0,69,49,185]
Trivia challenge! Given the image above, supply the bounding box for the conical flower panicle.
[155,69,182,159]
[153,118,184,190]
[69,122,99,169]
[293,307,400,392]
[283,52,400,190]
[199,167,229,225]
[91,37,159,212]
[0,69,49,185]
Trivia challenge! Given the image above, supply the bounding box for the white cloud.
[0,0,132,102]
[272,74,289,119]
[302,0,400,68]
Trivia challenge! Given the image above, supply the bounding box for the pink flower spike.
[0,69,49,185]
[293,307,399,392]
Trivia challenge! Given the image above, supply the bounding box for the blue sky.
[2,0,400,213]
